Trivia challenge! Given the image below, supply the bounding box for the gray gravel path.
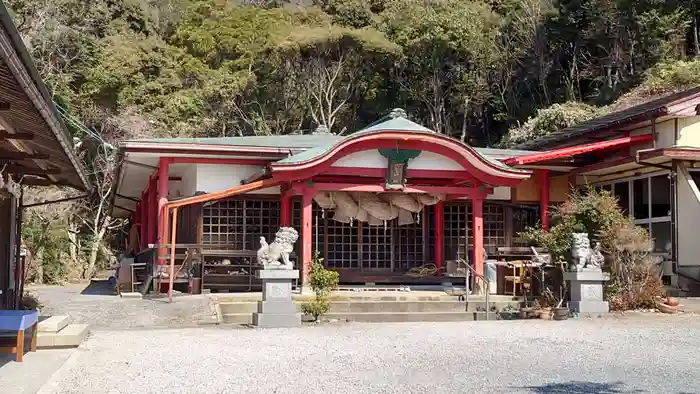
[28,282,215,330]
[49,314,700,394]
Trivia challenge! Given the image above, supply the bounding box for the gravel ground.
[48,314,700,394]
[27,282,215,330]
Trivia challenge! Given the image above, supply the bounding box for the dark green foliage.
[301,251,339,321]
[8,0,700,144]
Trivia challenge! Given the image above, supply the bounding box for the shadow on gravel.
[80,279,117,296]
[0,353,11,369]
[520,381,641,393]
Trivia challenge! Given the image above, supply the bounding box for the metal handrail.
[456,259,490,321]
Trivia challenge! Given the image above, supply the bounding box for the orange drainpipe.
[161,178,281,301]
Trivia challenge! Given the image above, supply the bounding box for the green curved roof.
[274,113,529,173]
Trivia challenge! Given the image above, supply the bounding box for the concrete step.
[214,294,521,303]
[219,302,257,315]
[37,323,90,349]
[222,313,253,325]
[218,299,521,315]
[221,311,501,324]
[38,315,72,333]
[321,311,499,322]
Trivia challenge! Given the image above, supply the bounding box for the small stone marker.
[253,269,301,328]
[563,269,610,316]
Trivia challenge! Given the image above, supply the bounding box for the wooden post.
[301,191,313,287]
[149,177,158,245]
[434,201,444,272]
[15,329,23,362]
[168,207,178,302]
[30,322,37,352]
[280,190,291,227]
[472,198,484,278]
[157,158,169,265]
[140,189,148,249]
[539,169,550,231]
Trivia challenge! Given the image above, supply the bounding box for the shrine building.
[110,87,700,295]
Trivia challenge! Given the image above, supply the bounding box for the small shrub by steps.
[301,251,339,321]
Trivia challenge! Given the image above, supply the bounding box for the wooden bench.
[0,310,38,362]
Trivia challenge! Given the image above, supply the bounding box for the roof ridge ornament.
[389,108,407,119]
[312,124,331,135]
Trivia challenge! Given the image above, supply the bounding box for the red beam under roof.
[504,134,653,166]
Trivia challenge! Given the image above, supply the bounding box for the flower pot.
[538,309,552,320]
[188,278,202,295]
[518,307,533,319]
[656,302,681,314]
[666,297,679,307]
[553,307,569,321]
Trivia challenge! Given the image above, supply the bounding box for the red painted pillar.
[539,169,550,231]
[280,191,291,227]
[141,188,148,249]
[157,158,169,265]
[472,197,484,278]
[134,202,141,251]
[434,201,444,272]
[301,190,313,287]
[149,177,158,245]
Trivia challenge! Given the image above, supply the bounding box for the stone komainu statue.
[571,232,604,271]
[257,227,299,269]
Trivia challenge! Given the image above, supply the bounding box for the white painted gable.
[330,149,464,171]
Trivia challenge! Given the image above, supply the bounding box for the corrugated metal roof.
[0,2,89,190]
[129,134,342,149]
[514,86,700,150]
[358,116,434,134]
[127,111,535,166]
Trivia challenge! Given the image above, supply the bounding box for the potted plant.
[552,262,570,320]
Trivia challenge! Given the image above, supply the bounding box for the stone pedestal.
[253,269,301,328]
[563,269,610,316]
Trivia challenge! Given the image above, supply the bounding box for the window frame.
[592,171,672,256]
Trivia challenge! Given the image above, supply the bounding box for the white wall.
[333,150,386,168]
[676,164,700,267]
[196,164,280,195]
[410,151,463,170]
[330,149,464,170]
[171,164,198,198]
[655,119,676,149]
[488,186,511,201]
[677,116,700,147]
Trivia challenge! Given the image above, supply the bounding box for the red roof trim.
[504,134,653,166]
[270,131,531,186]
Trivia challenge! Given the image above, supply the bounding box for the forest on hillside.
[9,0,700,283]
[10,0,700,147]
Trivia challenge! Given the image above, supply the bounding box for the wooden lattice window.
[483,203,506,254]
[202,198,280,248]
[511,205,539,246]
[393,213,426,271]
[361,223,393,270]
[325,216,359,269]
[442,203,470,261]
[432,201,507,261]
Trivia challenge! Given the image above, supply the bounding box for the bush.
[498,102,607,147]
[21,292,43,311]
[307,251,339,298]
[301,251,339,321]
[300,297,331,320]
[521,187,664,311]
